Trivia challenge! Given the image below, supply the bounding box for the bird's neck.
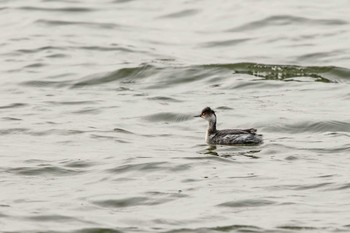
[207,114,217,134]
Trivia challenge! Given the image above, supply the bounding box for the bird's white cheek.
[209,115,216,122]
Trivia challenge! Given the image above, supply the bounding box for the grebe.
[195,107,263,145]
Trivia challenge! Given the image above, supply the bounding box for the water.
[1,0,350,232]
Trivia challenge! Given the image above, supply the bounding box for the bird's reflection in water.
[203,145,261,159]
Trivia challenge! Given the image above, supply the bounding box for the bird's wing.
[215,128,257,136]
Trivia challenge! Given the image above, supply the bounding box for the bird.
[195,107,263,145]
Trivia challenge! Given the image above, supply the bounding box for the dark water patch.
[107,162,189,174]
[23,63,46,68]
[278,225,321,231]
[45,100,98,105]
[308,145,350,154]
[72,65,156,88]
[93,197,148,208]
[113,128,135,134]
[212,225,264,233]
[27,214,80,222]
[259,143,304,156]
[27,129,86,136]
[115,86,132,91]
[0,128,29,135]
[72,107,101,115]
[285,155,299,161]
[184,155,238,163]
[229,79,284,90]
[270,182,333,191]
[77,45,134,53]
[75,228,123,233]
[164,225,264,233]
[216,106,233,110]
[316,174,336,178]
[144,66,225,88]
[46,53,68,58]
[29,228,124,233]
[46,121,59,125]
[228,15,348,32]
[90,134,130,143]
[147,96,182,103]
[6,165,83,176]
[0,212,8,217]
[107,162,169,174]
[112,0,134,3]
[200,38,251,48]
[35,19,122,29]
[143,112,193,122]
[228,174,258,179]
[158,9,199,19]
[181,178,202,183]
[327,182,350,191]
[146,191,188,198]
[8,37,31,43]
[296,50,343,63]
[93,193,186,208]
[73,65,219,89]
[170,164,191,172]
[115,139,131,143]
[24,159,49,164]
[36,228,126,233]
[16,46,64,54]
[294,182,333,190]
[264,120,350,134]
[218,199,275,208]
[0,103,27,109]
[47,73,75,80]
[21,80,71,88]
[133,92,147,97]
[73,228,123,233]
[327,67,350,83]
[17,6,96,12]
[140,133,172,138]
[60,160,97,169]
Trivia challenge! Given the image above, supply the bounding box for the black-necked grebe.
[195,107,263,145]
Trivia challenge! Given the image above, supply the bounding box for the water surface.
[1,0,350,232]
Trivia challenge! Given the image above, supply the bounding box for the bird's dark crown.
[201,107,215,116]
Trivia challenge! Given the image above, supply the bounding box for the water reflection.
[202,145,261,159]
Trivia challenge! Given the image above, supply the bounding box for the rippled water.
[1,0,350,232]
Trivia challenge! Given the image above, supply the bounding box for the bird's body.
[196,107,262,145]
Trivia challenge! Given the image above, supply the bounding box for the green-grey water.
[1,1,350,233]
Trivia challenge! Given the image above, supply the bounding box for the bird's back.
[208,128,263,145]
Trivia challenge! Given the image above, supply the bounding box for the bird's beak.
[194,115,201,118]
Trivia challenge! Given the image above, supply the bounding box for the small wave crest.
[142,112,193,122]
[264,120,350,133]
[69,63,350,91]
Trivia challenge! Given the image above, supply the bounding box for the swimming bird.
[195,107,263,145]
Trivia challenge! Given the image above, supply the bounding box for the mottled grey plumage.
[195,107,263,145]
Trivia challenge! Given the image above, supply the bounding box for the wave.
[69,63,350,89]
[264,120,350,133]
[19,63,350,90]
[228,15,348,32]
